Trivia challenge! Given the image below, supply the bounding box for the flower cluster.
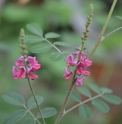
[63,49,92,86]
[12,56,41,80]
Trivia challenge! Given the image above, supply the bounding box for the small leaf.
[21,118,36,124]
[88,83,101,94]
[2,92,25,106]
[78,104,92,120]
[45,32,60,39]
[29,43,52,53]
[92,99,110,113]
[102,94,121,105]
[70,90,81,102]
[77,87,91,97]
[27,96,43,109]
[100,87,112,93]
[115,16,122,20]
[26,23,43,36]
[25,35,43,43]
[49,52,63,61]
[37,107,57,118]
[3,109,27,124]
[54,41,72,47]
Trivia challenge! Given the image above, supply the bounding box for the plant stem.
[27,77,46,124]
[23,105,41,124]
[54,71,76,124]
[64,93,104,115]
[88,0,117,59]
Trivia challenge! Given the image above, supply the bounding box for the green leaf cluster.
[25,23,73,61]
[2,92,57,124]
[70,83,121,120]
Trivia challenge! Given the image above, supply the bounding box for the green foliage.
[49,52,64,61]
[88,83,101,94]
[70,90,81,102]
[2,92,25,106]
[29,43,52,53]
[21,118,36,124]
[27,96,43,109]
[100,87,113,93]
[25,35,44,43]
[92,99,110,113]
[77,87,91,97]
[37,107,57,118]
[45,32,60,39]
[26,23,43,36]
[78,104,92,120]
[102,94,122,105]
[2,92,57,123]
[54,41,73,47]
[3,109,27,124]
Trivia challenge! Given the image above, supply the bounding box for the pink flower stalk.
[63,68,73,80]
[12,56,41,80]
[75,77,85,86]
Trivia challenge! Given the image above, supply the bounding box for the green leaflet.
[29,43,52,53]
[45,32,60,39]
[37,107,57,118]
[102,94,122,105]
[70,90,81,102]
[27,96,43,109]
[77,87,91,97]
[26,23,43,36]
[92,99,110,113]
[2,92,25,106]
[49,52,63,61]
[78,104,92,120]
[3,109,27,124]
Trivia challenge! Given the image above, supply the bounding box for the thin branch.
[88,0,117,59]
[64,93,104,115]
[27,78,46,124]
[102,27,122,41]
[23,105,41,124]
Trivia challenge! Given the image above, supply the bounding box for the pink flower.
[27,67,38,80]
[12,66,26,80]
[15,56,24,66]
[66,54,77,66]
[27,56,41,71]
[75,77,85,86]
[63,68,73,79]
[12,56,41,80]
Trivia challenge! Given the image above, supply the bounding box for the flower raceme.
[12,56,41,80]
[63,52,92,86]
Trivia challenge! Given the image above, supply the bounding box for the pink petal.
[15,56,24,66]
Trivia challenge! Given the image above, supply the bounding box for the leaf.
[78,104,92,120]
[88,83,101,94]
[26,23,43,36]
[92,99,110,113]
[37,107,57,118]
[27,96,43,109]
[25,35,43,43]
[100,87,112,93]
[3,109,27,124]
[2,92,25,106]
[54,41,72,47]
[49,52,63,61]
[102,94,122,105]
[115,16,122,20]
[29,43,52,53]
[45,32,60,39]
[77,87,91,97]
[21,118,36,124]
[70,90,81,102]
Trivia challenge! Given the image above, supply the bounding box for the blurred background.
[0,0,122,124]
